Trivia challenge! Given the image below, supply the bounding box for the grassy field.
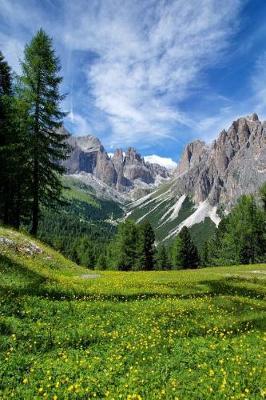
[0,227,265,399]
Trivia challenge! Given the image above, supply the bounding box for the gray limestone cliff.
[173,113,266,207]
[63,134,170,192]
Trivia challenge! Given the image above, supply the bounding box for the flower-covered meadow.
[0,227,265,399]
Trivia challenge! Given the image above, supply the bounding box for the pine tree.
[207,218,228,265]
[137,220,155,270]
[76,237,97,268]
[7,95,32,227]
[201,241,209,267]
[0,52,30,227]
[96,253,108,270]
[179,226,200,269]
[0,51,12,97]
[171,235,183,269]
[208,193,266,265]
[20,29,70,235]
[156,244,170,270]
[112,220,138,271]
[222,195,266,264]
[0,51,12,224]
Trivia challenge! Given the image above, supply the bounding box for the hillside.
[37,176,124,265]
[126,180,218,246]
[127,114,266,244]
[0,226,265,399]
[56,114,266,247]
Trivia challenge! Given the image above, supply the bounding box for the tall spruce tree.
[20,29,69,235]
[221,195,265,264]
[178,226,200,269]
[171,235,183,269]
[201,241,210,267]
[96,253,108,270]
[207,193,266,265]
[137,220,155,270]
[0,51,12,224]
[156,244,170,270]
[207,218,228,265]
[7,95,32,227]
[0,51,12,97]
[112,220,139,271]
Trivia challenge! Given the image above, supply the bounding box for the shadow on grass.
[201,278,265,301]
[0,252,265,350]
[0,253,45,280]
[0,253,265,303]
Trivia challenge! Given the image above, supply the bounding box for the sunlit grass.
[0,226,265,399]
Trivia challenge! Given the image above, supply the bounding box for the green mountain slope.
[37,176,125,266]
[126,179,218,247]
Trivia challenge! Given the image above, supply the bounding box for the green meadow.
[0,227,265,399]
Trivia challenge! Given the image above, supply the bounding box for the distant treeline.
[38,207,116,268]
[81,188,266,271]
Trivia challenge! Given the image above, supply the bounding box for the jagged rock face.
[176,140,208,176]
[174,113,266,207]
[95,149,117,186]
[123,148,154,184]
[112,149,131,189]
[63,134,170,192]
[146,162,170,179]
[64,135,101,174]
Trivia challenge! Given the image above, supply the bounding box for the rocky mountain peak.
[176,139,208,176]
[69,135,102,152]
[63,131,171,196]
[174,113,266,207]
[246,112,259,121]
[124,147,142,164]
[112,149,124,161]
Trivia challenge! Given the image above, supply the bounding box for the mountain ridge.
[127,113,266,243]
[62,128,171,199]
[62,113,265,244]
[172,112,266,206]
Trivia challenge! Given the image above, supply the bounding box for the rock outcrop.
[63,113,265,207]
[174,113,266,207]
[63,134,171,192]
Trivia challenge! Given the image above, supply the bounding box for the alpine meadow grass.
[0,227,265,399]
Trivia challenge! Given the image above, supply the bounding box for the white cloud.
[63,0,242,146]
[0,33,24,72]
[66,112,92,136]
[0,0,246,149]
[144,155,177,169]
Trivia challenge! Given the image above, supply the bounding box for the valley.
[58,113,266,249]
[1,8,266,400]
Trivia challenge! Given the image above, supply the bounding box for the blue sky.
[0,0,266,165]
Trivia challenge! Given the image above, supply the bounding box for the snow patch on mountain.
[164,200,220,241]
[136,196,172,224]
[159,194,186,225]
